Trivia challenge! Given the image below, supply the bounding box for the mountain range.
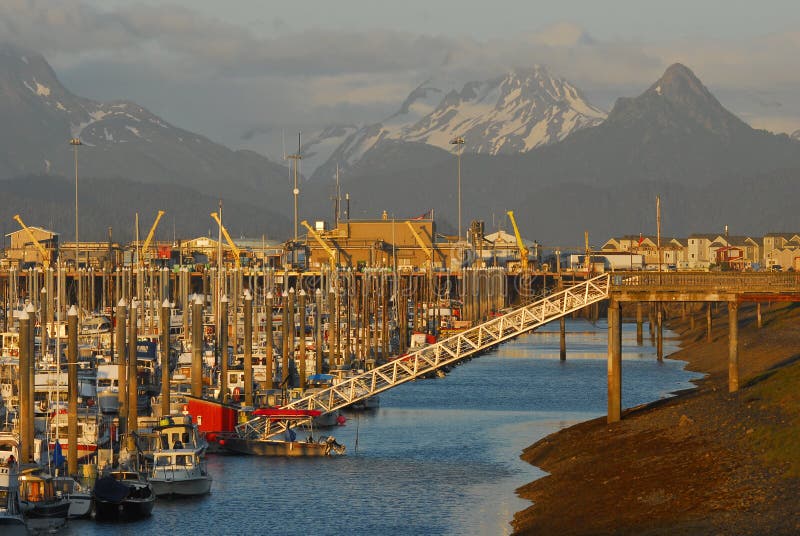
[1,42,799,247]
[303,63,800,246]
[305,66,605,182]
[0,43,291,241]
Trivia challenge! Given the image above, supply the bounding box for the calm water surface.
[66,319,700,536]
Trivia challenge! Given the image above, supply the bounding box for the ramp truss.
[235,273,610,440]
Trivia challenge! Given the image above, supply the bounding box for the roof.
[5,226,59,238]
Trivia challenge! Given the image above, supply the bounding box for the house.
[762,233,800,268]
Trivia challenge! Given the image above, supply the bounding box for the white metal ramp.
[236,273,610,440]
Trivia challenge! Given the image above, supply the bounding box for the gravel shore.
[512,302,800,535]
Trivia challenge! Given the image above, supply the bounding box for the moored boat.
[52,475,92,519]
[0,460,27,536]
[93,470,155,520]
[149,449,212,497]
[17,469,69,532]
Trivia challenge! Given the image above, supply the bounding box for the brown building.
[302,219,451,271]
[4,226,59,267]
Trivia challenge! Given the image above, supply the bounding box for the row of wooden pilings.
[7,265,512,475]
[608,300,757,423]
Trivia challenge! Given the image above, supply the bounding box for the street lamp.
[450,136,465,241]
[69,138,82,271]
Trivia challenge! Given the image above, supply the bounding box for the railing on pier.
[609,271,800,293]
[236,273,611,440]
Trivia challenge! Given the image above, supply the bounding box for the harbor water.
[65,318,700,535]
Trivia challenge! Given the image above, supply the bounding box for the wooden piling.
[67,306,79,475]
[161,299,171,417]
[729,301,739,393]
[191,295,204,398]
[265,291,274,390]
[19,310,32,463]
[635,302,643,345]
[298,289,307,389]
[219,294,229,401]
[127,299,139,452]
[607,299,622,423]
[707,302,713,343]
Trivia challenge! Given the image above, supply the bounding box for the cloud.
[2,0,800,154]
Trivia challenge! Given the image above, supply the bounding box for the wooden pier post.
[161,299,171,417]
[127,299,139,452]
[67,305,79,476]
[729,301,739,393]
[116,299,128,427]
[635,302,643,345]
[656,305,663,361]
[707,302,713,343]
[690,302,696,331]
[328,288,337,367]
[315,289,323,375]
[298,289,307,390]
[756,302,762,329]
[243,290,253,406]
[191,295,203,398]
[19,310,32,463]
[559,278,566,360]
[219,294,229,401]
[265,291,274,390]
[607,299,622,423]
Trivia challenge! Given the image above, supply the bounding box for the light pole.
[70,138,82,271]
[287,153,301,241]
[450,136,465,241]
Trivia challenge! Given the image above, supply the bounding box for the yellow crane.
[506,210,529,273]
[301,220,337,271]
[13,214,51,269]
[210,212,242,268]
[405,221,433,270]
[140,210,165,266]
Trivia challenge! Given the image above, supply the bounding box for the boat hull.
[67,494,92,519]
[221,437,333,457]
[150,476,212,497]
[94,497,155,520]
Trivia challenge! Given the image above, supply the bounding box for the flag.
[637,233,644,245]
[412,209,434,220]
[52,439,65,468]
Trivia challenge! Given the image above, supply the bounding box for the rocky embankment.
[512,302,800,535]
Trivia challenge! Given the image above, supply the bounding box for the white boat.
[96,364,120,414]
[52,476,92,519]
[79,315,112,336]
[0,460,27,536]
[149,449,212,497]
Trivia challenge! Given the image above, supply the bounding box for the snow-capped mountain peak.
[309,65,606,180]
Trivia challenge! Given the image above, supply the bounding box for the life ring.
[10,348,18,357]
[232,387,241,403]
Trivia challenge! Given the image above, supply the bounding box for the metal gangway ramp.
[236,273,611,440]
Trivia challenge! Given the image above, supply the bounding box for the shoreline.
[511,302,800,535]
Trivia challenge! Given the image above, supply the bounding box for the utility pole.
[287,133,302,241]
[450,136,465,241]
[70,138,82,272]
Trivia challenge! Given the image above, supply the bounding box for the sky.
[3,1,800,162]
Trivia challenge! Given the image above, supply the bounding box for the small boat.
[221,409,346,457]
[0,460,28,536]
[52,475,92,519]
[18,469,70,532]
[220,434,346,457]
[95,364,120,414]
[150,449,212,497]
[93,470,155,520]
